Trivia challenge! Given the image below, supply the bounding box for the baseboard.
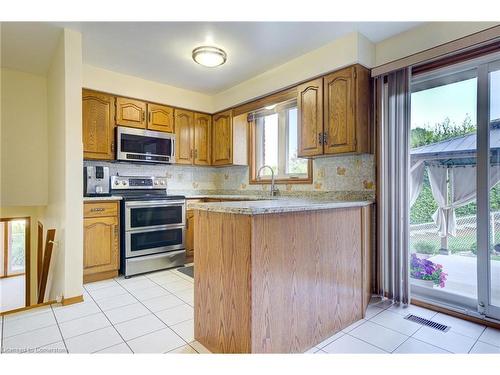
[83,270,118,284]
[62,295,84,306]
[411,298,500,330]
[0,300,56,316]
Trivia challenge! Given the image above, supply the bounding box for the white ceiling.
[2,22,422,93]
[1,22,62,75]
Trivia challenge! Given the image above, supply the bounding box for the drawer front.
[84,201,119,218]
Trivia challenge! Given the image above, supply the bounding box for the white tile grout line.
[129,273,195,353]
[82,281,136,354]
[82,272,194,353]
[50,304,69,353]
[0,272,193,354]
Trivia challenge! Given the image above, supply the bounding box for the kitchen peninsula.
[191,199,373,353]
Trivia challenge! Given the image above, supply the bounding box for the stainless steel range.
[111,175,186,278]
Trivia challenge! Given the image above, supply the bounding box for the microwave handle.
[172,139,175,159]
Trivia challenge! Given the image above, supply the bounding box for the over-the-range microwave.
[116,126,175,164]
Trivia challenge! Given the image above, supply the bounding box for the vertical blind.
[375,68,412,304]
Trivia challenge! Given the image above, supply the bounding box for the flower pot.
[411,278,435,288]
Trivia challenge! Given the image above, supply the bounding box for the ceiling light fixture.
[265,104,276,110]
[192,46,227,68]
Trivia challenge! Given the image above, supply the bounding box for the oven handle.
[125,200,185,208]
[126,224,186,234]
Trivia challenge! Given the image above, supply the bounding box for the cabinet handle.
[142,110,145,122]
[323,132,328,146]
[148,111,151,123]
[318,133,323,145]
[111,142,115,153]
[90,207,105,212]
[194,149,198,158]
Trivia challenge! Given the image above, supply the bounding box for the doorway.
[409,53,500,321]
[0,217,30,313]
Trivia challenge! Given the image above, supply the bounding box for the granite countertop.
[83,195,123,202]
[188,198,373,215]
[184,194,271,200]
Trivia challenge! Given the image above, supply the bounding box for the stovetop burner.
[115,190,185,201]
[110,175,184,201]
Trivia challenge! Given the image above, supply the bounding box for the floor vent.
[404,314,450,332]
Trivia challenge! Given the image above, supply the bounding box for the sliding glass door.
[410,53,500,321]
[479,60,500,319]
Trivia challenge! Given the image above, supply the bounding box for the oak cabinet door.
[186,210,195,259]
[212,110,233,165]
[323,67,356,154]
[83,215,119,276]
[82,90,115,160]
[175,109,194,165]
[147,103,174,132]
[297,78,324,157]
[194,113,211,166]
[116,97,147,128]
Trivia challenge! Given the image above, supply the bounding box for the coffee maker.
[84,166,111,196]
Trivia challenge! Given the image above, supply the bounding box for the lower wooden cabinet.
[186,209,195,260]
[83,201,120,283]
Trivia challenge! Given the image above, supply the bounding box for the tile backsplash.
[84,154,375,198]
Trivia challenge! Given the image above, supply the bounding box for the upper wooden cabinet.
[175,110,212,166]
[147,103,174,132]
[82,90,115,160]
[193,113,211,166]
[297,64,371,158]
[297,78,324,157]
[212,110,233,166]
[115,97,147,129]
[175,109,195,165]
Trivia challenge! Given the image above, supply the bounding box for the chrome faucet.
[257,165,279,197]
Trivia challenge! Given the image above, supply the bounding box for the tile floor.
[1,268,500,354]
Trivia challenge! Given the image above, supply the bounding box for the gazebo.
[409,119,500,300]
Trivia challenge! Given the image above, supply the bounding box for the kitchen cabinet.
[175,111,212,166]
[211,110,247,166]
[193,113,212,165]
[175,109,195,165]
[83,201,120,283]
[147,103,174,133]
[212,110,233,165]
[186,209,195,260]
[297,64,371,158]
[297,78,323,157]
[116,96,147,129]
[82,90,115,160]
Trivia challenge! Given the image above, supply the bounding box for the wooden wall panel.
[251,208,363,353]
[194,211,252,353]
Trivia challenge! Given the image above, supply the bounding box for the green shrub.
[470,242,477,255]
[413,241,438,254]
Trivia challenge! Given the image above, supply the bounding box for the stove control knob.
[160,180,165,185]
[114,180,119,185]
[154,181,159,185]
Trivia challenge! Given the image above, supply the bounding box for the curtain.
[410,161,425,207]
[376,68,411,304]
[429,165,500,237]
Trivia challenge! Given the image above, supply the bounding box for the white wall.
[83,64,213,113]
[375,22,500,67]
[1,69,48,206]
[212,32,371,112]
[45,28,83,301]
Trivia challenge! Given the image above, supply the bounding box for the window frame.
[248,104,312,185]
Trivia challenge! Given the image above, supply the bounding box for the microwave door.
[117,127,174,163]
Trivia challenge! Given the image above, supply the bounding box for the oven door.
[125,200,185,231]
[125,225,185,258]
[117,126,175,163]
